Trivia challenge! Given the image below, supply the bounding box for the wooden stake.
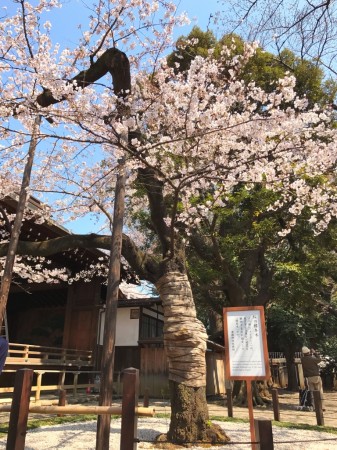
[271,389,280,422]
[247,380,257,450]
[121,368,139,450]
[226,388,233,417]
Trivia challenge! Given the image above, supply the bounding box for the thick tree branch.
[36,48,131,107]
[190,230,246,306]
[0,233,160,284]
[137,167,171,257]
[238,247,260,295]
[255,248,273,306]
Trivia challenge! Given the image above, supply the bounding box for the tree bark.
[167,382,210,443]
[36,48,130,107]
[156,272,207,387]
[155,271,229,444]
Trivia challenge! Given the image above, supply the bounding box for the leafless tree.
[219,0,337,74]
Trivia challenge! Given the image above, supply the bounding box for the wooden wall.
[120,347,226,398]
[206,351,226,396]
[63,280,101,353]
[140,347,169,398]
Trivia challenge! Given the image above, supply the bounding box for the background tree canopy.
[165,27,337,367]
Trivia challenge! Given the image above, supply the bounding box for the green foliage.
[167,28,337,109]
[167,26,217,72]
[266,303,313,352]
[167,26,337,351]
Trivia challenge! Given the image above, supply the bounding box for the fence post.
[143,388,149,407]
[226,388,233,417]
[313,390,324,426]
[271,389,280,422]
[254,419,274,450]
[6,368,34,450]
[121,367,139,450]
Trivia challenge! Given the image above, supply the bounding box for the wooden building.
[1,196,164,368]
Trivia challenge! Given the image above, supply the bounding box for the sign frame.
[223,306,270,381]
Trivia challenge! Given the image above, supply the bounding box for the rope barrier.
[138,438,257,445]
[273,437,337,444]
[137,436,337,445]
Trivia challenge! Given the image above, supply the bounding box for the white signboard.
[223,307,270,380]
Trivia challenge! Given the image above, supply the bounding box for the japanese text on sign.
[227,309,266,377]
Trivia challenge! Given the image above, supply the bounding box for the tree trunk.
[167,381,209,443]
[155,272,229,444]
[284,348,297,391]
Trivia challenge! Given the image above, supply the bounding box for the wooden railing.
[5,343,93,367]
[0,369,102,402]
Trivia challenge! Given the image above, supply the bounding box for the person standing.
[301,346,325,410]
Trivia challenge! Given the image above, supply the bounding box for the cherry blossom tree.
[2,0,337,445]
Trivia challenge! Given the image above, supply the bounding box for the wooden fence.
[0,368,102,402]
[2,368,154,450]
[2,369,333,450]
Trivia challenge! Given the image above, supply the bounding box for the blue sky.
[4,1,220,42]
[47,0,219,40]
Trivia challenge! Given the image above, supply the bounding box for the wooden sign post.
[223,306,270,450]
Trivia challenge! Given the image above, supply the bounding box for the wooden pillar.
[120,368,139,450]
[271,389,280,422]
[58,370,66,389]
[35,371,44,402]
[254,419,274,450]
[6,369,33,450]
[73,372,79,397]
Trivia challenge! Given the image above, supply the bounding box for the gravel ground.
[0,418,336,449]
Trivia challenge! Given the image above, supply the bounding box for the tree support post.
[121,368,139,450]
[6,368,33,450]
[96,158,126,450]
[0,116,41,327]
